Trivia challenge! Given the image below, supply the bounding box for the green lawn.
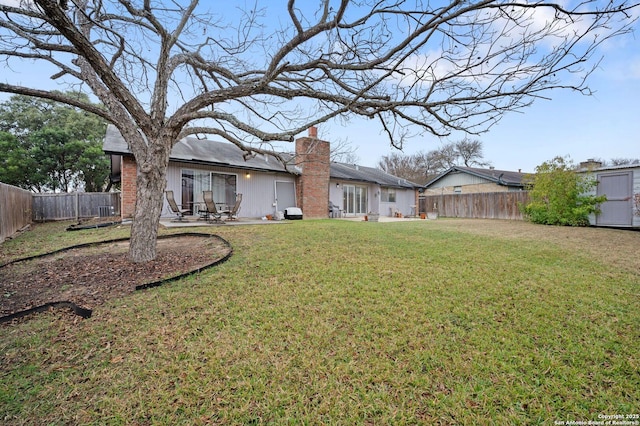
[1,219,638,425]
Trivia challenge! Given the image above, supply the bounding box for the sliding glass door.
[343,184,367,215]
[181,169,237,213]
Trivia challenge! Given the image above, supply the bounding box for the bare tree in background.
[608,158,640,166]
[378,138,490,184]
[580,157,640,167]
[378,152,429,185]
[454,138,490,168]
[329,137,359,164]
[431,143,459,170]
[0,0,636,262]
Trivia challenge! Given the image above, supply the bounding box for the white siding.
[329,179,416,217]
[635,170,640,228]
[330,181,375,216]
[163,162,296,218]
[380,188,416,217]
[429,172,490,188]
[397,188,418,216]
[329,182,342,207]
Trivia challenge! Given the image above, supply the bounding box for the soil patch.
[0,233,232,320]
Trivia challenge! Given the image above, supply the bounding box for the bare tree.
[378,138,490,184]
[454,138,490,168]
[582,157,640,167]
[420,151,446,183]
[431,143,459,169]
[378,152,428,185]
[329,137,359,164]
[0,0,636,262]
[608,158,640,166]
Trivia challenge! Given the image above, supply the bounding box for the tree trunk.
[129,138,172,263]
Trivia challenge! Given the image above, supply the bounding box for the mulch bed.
[0,233,232,322]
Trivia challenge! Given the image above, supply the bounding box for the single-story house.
[329,162,418,217]
[103,125,419,220]
[578,160,640,228]
[423,166,526,195]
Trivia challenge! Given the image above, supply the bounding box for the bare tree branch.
[1,0,636,261]
[0,83,113,121]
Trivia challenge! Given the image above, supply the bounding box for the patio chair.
[165,190,189,221]
[225,193,242,221]
[329,201,342,218]
[202,190,223,223]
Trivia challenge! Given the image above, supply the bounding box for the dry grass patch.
[431,218,640,274]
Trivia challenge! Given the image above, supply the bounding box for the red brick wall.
[121,155,137,219]
[295,128,330,218]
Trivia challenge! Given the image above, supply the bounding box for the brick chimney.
[120,155,137,218]
[295,127,330,218]
[579,159,603,170]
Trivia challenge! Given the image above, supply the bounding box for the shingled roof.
[103,124,296,174]
[425,166,526,188]
[331,162,418,188]
[104,124,419,188]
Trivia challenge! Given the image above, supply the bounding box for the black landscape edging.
[0,233,233,324]
[66,221,122,231]
[0,301,92,324]
[135,233,233,291]
[0,236,132,268]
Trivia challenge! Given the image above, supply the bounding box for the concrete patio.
[159,217,289,228]
[159,215,431,228]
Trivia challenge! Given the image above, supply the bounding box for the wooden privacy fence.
[420,191,531,220]
[32,192,121,222]
[0,183,33,243]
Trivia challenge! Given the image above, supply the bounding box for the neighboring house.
[423,166,526,195]
[578,160,640,229]
[103,125,419,220]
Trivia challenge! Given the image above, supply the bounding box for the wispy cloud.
[599,56,640,81]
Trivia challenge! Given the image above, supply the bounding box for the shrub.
[522,156,606,226]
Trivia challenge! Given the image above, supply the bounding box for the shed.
[578,162,640,228]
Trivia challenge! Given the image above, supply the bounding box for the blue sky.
[1,0,638,173]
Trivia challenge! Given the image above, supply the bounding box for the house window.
[454,186,462,194]
[381,187,396,202]
[182,169,237,212]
